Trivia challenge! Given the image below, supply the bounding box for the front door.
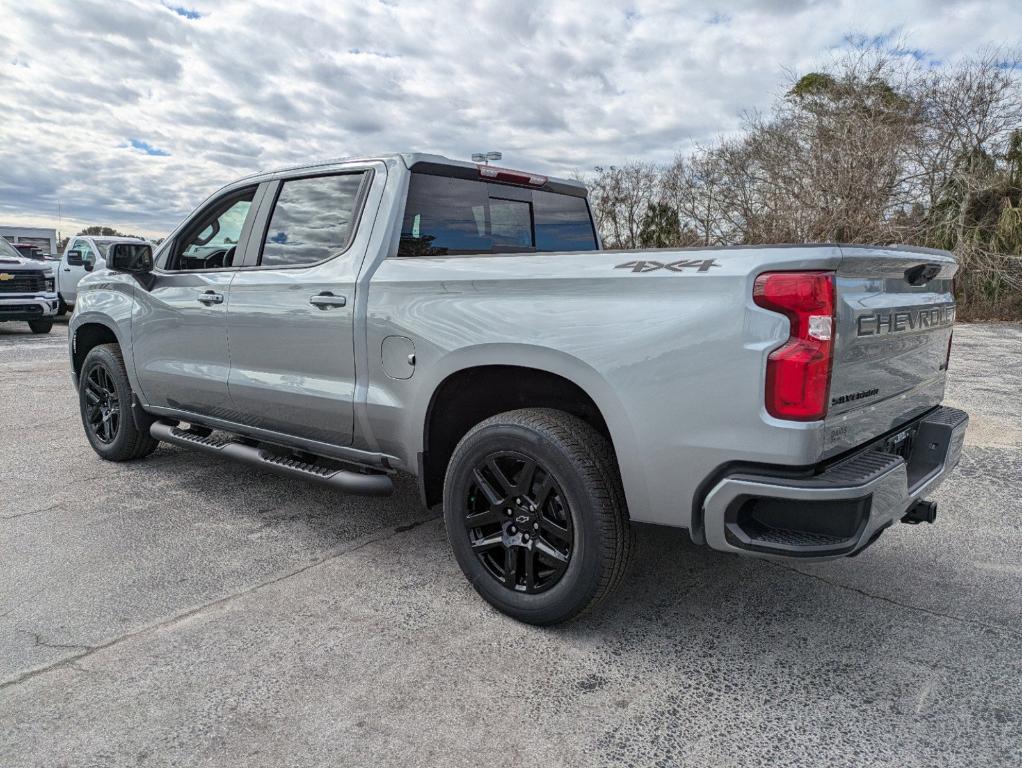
[225,171,370,446]
[60,237,95,304]
[131,187,259,417]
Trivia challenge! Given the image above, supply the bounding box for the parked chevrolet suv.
[68,154,968,624]
[0,236,58,333]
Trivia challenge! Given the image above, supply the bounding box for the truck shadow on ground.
[131,442,1012,655]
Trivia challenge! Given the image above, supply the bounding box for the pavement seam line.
[767,561,1022,639]
[0,513,441,692]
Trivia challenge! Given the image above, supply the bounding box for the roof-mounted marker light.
[477,165,548,186]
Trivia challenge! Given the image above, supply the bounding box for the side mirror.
[66,249,84,266]
[82,252,96,272]
[108,242,153,274]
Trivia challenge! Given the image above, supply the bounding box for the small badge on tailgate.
[831,387,879,406]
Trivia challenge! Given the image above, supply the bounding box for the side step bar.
[150,421,394,497]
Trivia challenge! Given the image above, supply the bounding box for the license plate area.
[881,428,916,462]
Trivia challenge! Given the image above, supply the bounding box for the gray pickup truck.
[69,153,968,624]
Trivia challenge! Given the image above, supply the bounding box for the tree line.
[583,48,1022,319]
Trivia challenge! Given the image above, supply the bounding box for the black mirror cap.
[108,242,153,274]
[66,249,84,266]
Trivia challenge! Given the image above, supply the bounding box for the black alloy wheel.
[443,408,632,625]
[83,363,121,444]
[464,452,574,594]
[77,343,159,461]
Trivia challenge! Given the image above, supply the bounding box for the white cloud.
[0,0,1018,238]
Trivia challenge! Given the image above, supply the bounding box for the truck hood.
[0,255,55,272]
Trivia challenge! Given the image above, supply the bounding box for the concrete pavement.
[1,321,1020,767]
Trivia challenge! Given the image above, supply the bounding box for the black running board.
[150,421,394,497]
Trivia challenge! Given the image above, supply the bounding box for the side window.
[259,173,365,268]
[67,239,94,266]
[169,189,255,271]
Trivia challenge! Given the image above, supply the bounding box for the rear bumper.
[0,293,59,321]
[702,405,968,560]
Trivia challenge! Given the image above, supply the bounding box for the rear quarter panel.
[364,246,844,527]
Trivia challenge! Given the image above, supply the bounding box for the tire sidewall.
[443,422,605,623]
[79,347,135,458]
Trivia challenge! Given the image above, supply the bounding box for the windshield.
[92,240,133,257]
[0,237,23,259]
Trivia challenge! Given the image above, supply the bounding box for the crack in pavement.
[766,560,1022,640]
[28,632,93,653]
[1,503,63,521]
[0,513,441,692]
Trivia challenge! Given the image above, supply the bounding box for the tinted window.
[398,173,597,256]
[400,176,489,256]
[93,239,137,258]
[67,239,95,266]
[171,189,255,271]
[534,191,598,251]
[260,173,365,267]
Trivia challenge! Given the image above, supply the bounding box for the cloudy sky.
[0,0,1019,238]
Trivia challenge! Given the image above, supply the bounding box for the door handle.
[309,292,347,309]
[63,267,71,271]
[197,291,224,305]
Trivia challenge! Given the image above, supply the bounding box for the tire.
[56,297,68,317]
[78,343,159,461]
[443,408,632,625]
[28,319,53,334]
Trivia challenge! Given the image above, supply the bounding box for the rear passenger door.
[225,169,373,446]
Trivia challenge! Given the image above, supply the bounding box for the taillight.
[944,329,953,371]
[753,271,836,421]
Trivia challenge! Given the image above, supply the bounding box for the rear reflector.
[477,165,548,186]
[753,271,836,421]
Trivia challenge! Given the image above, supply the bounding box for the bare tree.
[585,45,1022,317]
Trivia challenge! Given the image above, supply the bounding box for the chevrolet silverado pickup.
[0,236,58,333]
[68,153,968,624]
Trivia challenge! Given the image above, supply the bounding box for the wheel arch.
[70,317,126,385]
[414,345,649,520]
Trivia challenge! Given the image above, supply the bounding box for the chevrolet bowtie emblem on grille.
[0,273,14,281]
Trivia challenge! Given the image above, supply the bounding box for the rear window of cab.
[398,173,598,256]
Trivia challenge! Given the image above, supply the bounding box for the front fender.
[68,276,139,394]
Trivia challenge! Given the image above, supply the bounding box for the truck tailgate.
[823,246,957,458]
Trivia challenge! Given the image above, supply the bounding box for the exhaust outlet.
[901,499,937,525]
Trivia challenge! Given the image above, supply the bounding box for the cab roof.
[240,153,588,195]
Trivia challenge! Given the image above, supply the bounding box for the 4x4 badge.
[615,259,720,273]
